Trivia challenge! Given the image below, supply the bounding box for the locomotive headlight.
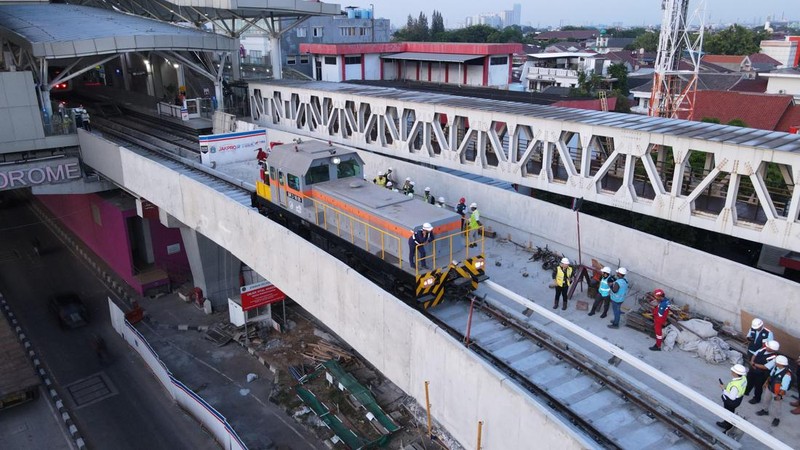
[422,276,435,288]
[331,156,341,165]
[474,258,485,269]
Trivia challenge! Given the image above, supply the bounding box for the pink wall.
[38,193,189,293]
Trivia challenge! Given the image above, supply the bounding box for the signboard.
[0,158,82,192]
[240,281,286,311]
[180,108,189,121]
[199,129,268,167]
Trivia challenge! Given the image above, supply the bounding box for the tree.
[726,118,747,127]
[608,63,629,95]
[571,70,602,97]
[703,25,769,55]
[700,117,721,124]
[415,12,430,41]
[627,31,659,52]
[431,10,445,37]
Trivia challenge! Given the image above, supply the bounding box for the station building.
[300,42,522,88]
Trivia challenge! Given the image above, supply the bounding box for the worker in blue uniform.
[745,318,773,358]
[408,223,434,271]
[607,267,628,329]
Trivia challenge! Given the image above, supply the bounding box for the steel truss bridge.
[249,80,800,252]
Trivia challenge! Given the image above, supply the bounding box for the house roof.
[748,53,781,65]
[678,91,793,130]
[534,30,599,41]
[729,77,768,93]
[702,55,745,64]
[775,105,800,133]
[604,50,637,66]
[301,42,522,56]
[632,73,744,94]
[603,37,634,48]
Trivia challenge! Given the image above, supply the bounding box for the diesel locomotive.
[252,141,487,308]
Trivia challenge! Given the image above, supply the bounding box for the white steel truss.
[249,81,800,252]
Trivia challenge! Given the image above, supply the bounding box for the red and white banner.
[240,281,286,311]
[199,129,267,166]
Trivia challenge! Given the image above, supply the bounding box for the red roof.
[776,105,800,133]
[300,42,522,56]
[748,53,781,65]
[552,98,618,111]
[702,54,745,64]
[729,77,768,93]
[677,91,793,130]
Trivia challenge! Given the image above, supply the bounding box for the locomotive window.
[336,159,361,179]
[270,167,277,181]
[287,174,301,190]
[278,170,284,185]
[305,164,330,185]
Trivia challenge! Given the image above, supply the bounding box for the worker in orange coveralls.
[649,289,671,351]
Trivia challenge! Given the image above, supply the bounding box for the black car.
[49,294,89,329]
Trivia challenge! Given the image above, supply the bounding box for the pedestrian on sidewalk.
[588,266,613,318]
[649,289,671,351]
[607,267,628,329]
[716,364,748,431]
[746,318,773,359]
[456,197,467,231]
[552,258,573,310]
[756,355,793,427]
[746,340,780,405]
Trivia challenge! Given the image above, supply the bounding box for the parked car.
[49,294,89,329]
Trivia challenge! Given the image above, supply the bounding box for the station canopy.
[0,4,237,59]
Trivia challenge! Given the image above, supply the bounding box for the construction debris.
[302,339,353,362]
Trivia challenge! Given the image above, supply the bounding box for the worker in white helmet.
[588,266,614,318]
[385,167,395,185]
[408,223,435,271]
[552,257,573,310]
[756,355,793,427]
[745,318,773,357]
[746,340,781,405]
[373,171,387,187]
[401,177,413,195]
[467,203,482,249]
[436,196,445,208]
[716,364,748,431]
[607,267,628,329]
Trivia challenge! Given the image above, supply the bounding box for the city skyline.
[347,1,796,29]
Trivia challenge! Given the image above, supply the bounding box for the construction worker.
[649,289,671,351]
[756,355,793,427]
[607,267,628,329]
[436,197,446,208]
[716,364,748,431]
[746,318,773,359]
[552,258,573,310]
[385,167,395,185]
[373,171,387,186]
[423,187,433,203]
[588,267,613,318]
[401,177,413,195]
[467,203,481,248]
[408,223,434,270]
[386,181,397,192]
[456,197,467,231]
[746,340,780,404]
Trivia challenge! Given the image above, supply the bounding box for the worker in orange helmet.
[649,289,671,351]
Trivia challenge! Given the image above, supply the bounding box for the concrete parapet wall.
[356,150,799,334]
[79,132,589,449]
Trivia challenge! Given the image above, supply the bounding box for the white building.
[760,38,799,68]
[523,51,633,92]
[761,68,800,101]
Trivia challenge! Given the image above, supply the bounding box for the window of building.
[360,27,370,36]
[340,27,355,36]
[490,56,508,65]
[296,27,307,38]
[312,27,323,38]
[344,56,362,65]
[300,55,310,64]
[287,56,297,65]
[324,56,337,65]
[250,50,262,58]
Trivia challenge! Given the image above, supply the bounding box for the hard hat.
[386,181,393,187]
[378,171,384,176]
[653,289,665,297]
[731,364,747,376]
[405,177,411,181]
[601,266,611,274]
[423,223,433,231]
[460,197,466,203]
[560,257,570,265]
[775,355,789,366]
[616,267,627,275]
[767,340,780,351]
[751,318,763,329]
[470,202,477,208]
[424,186,431,191]
[410,181,415,186]
[438,197,445,203]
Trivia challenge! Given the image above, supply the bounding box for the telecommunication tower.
[648,0,705,119]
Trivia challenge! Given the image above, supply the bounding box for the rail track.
[426,288,741,450]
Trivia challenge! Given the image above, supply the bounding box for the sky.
[342,0,796,29]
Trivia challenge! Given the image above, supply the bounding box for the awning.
[381,52,484,63]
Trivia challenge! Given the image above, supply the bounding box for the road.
[0,195,218,450]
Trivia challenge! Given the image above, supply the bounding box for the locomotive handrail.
[307,196,404,268]
[415,227,485,276]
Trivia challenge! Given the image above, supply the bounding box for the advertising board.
[199,129,267,166]
[240,281,286,311]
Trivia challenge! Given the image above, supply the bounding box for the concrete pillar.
[175,63,185,91]
[144,57,155,97]
[120,54,131,91]
[269,34,282,79]
[179,227,242,311]
[232,37,242,81]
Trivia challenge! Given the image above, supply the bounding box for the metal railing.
[414,227,484,277]
[41,111,78,136]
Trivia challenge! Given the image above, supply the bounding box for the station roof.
[301,42,523,56]
[0,4,237,59]
[73,0,341,22]
[382,53,483,63]
[264,80,800,152]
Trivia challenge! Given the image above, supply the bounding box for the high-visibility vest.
[598,276,611,297]
[610,278,628,303]
[555,266,573,287]
[725,376,747,399]
[469,209,480,229]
